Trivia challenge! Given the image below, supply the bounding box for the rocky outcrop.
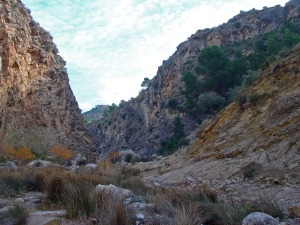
[0,0,95,158]
[83,105,108,123]
[88,0,300,156]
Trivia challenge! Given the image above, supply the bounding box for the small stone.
[136,213,145,221]
[15,198,25,203]
[153,182,161,188]
[186,176,194,182]
[24,196,41,204]
[85,163,97,169]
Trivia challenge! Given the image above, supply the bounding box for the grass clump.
[0,171,25,196]
[199,198,283,225]
[94,191,135,225]
[0,204,28,225]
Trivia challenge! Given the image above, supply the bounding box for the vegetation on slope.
[160,22,300,155]
[180,22,300,122]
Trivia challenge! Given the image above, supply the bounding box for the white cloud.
[22,0,289,112]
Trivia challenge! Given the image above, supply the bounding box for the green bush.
[181,22,300,121]
[197,92,226,115]
[160,117,186,155]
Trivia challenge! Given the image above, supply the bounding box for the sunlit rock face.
[0,0,96,158]
[87,0,299,156]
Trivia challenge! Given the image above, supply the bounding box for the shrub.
[0,145,16,161]
[15,146,35,162]
[167,98,179,109]
[64,182,96,219]
[241,70,258,88]
[174,205,202,225]
[199,198,282,225]
[247,93,261,105]
[105,150,120,164]
[50,145,74,161]
[197,92,226,115]
[0,171,25,196]
[47,176,65,202]
[200,200,249,225]
[243,162,262,179]
[94,191,135,225]
[1,204,28,225]
[124,153,133,163]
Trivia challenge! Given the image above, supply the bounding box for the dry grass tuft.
[0,204,28,225]
[94,191,135,225]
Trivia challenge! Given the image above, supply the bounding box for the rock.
[118,150,139,163]
[29,210,67,217]
[136,213,145,221]
[28,210,66,225]
[0,0,96,159]
[0,206,13,214]
[288,204,300,218]
[95,184,135,199]
[72,154,87,166]
[43,218,62,225]
[128,202,154,211]
[28,160,52,167]
[0,161,18,170]
[14,198,25,203]
[153,182,161,188]
[85,163,97,169]
[186,176,195,183]
[24,195,44,204]
[242,212,279,225]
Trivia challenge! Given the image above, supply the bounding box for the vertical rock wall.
[0,0,96,158]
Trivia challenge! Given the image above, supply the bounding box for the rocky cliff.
[89,0,300,156]
[83,105,108,123]
[0,0,96,158]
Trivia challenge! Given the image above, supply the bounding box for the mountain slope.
[0,0,96,158]
[134,43,300,211]
[89,0,300,156]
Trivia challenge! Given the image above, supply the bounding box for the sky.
[22,0,289,112]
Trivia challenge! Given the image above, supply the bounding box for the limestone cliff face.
[0,0,96,158]
[89,0,300,156]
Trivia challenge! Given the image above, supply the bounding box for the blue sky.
[22,0,288,112]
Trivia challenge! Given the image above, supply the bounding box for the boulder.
[242,212,279,225]
[95,184,135,199]
[27,160,52,167]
